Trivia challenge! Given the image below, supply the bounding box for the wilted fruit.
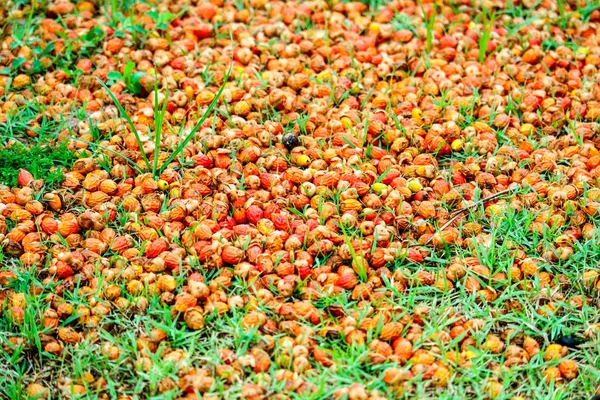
[282,133,299,150]
[184,307,205,330]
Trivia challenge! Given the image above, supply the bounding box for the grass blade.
[158,67,231,174]
[340,224,367,282]
[96,77,152,172]
[479,11,495,64]
[152,72,169,178]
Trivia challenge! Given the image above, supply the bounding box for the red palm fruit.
[233,224,254,237]
[99,228,117,244]
[426,135,451,155]
[293,194,310,209]
[270,157,288,172]
[174,293,197,313]
[452,172,466,185]
[263,204,280,220]
[239,146,260,163]
[221,245,245,265]
[189,22,213,39]
[193,241,215,261]
[306,219,319,231]
[371,248,388,268]
[232,194,246,209]
[381,168,400,184]
[42,194,59,211]
[85,238,106,254]
[244,163,259,176]
[170,57,185,70]
[214,154,231,169]
[20,252,40,266]
[271,213,290,231]
[233,208,247,224]
[336,273,358,289]
[111,236,132,252]
[369,146,387,160]
[314,172,337,188]
[193,154,213,168]
[260,173,273,189]
[380,211,395,224]
[192,223,213,240]
[139,228,159,241]
[196,3,217,20]
[220,217,236,230]
[146,238,168,258]
[392,338,413,361]
[57,220,80,237]
[21,232,40,248]
[168,205,186,221]
[298,265,311,280]
[196,184,212,196]
[246,244,263,263]
[18,169,34,187]
[275,262,294,277]
[55,261,74,278]
[40,217,58,234]
[406,248,424,263]
[416,201,436,219]
[145,215,165,230]
[164,252,182,270]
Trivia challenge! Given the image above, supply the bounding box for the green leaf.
[128,71,146,94]
[131,71,146,83]
[123,61,135,83]
[11,57,25,70]
[43,43,55,56]
[31,59,44,74]
[55,31,68,40]
[81,26,105,48]
[107,71,123,81]
[162,12,175,21]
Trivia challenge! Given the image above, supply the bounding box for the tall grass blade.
[152,73,168,178]
[96,78,152,172]
[158,68,231,174]
[340,224,367,282]
[478,11,495,64]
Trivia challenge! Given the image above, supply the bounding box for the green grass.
[424,5,436,54]
[478,10,495,64]
[3,183,600,399]
[0,140,78,187]
[3,202,600,398]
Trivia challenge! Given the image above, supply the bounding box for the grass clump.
[0,141,78,187]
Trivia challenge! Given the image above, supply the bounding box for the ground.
[1,0,600,399]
